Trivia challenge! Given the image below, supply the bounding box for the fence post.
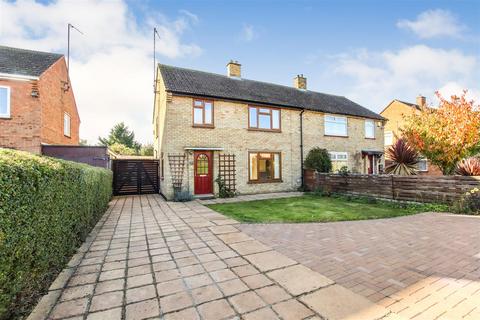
[391,175,395,200]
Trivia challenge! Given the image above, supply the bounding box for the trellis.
[218,154,236,193]
[168,153,186,191]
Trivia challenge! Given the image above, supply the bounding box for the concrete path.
[239,213,480,320]
[29,194,400,320]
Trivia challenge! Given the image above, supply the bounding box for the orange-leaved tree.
[402,90,480,175]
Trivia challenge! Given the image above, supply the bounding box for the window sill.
[248,179,283,184]
[192,125,215,129]
[365,137,376,140]
[64,134,71,138]
[0,116,12,120]
[248,128,281,133]
[324,134,348,138]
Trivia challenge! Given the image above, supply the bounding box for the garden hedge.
[0,148,112,319]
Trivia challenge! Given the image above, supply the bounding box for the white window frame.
[0,85,11,118]
[64,112,71,137]
[418,158,428,172]
[329,152,348,161]
[365,119,375,139]
[384,131,393,146]
[324,115,348,137]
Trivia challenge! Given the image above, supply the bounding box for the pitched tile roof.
[159,64,384,120]
[0,45,63,77]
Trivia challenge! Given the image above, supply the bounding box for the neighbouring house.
[153,61,385,199]
[380,96,443,176]
[0,46,80,153]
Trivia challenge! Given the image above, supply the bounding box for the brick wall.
[0,79,42,153]
[39,57,80,145]
[0,57,79,153]
[305,170,479,203]
[154,86,385,200]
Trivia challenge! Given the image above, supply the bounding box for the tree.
[98,122,141,152]
[304,148,332,173]
[384,138,419,175]
[109,143,137,156]
[402,91,480,175]
[79,139,89,146]
[140,143,154,156]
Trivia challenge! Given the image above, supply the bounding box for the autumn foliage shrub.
[0,149,112,319]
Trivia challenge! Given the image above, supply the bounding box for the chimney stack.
[294,74,307,90]
[227,60,241,78]
[416,95,426,107]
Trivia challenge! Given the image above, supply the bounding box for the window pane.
[259,108,270,113]
[325,122,347,136]
[64,113,70,136]
[274,154,280,179]
[194,107,203,124]
[258,158,272,181]
[194,100,202,107]
[0,87,8,115]
[197,154,209,175]
[204,103,212,124]
[272,110,280,129]
[365,120,374,138]
[249,107,257,127]
[249,153,258,180]
[259,114,271,129]
[384,131,393,145]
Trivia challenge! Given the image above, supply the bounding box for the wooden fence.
[304,170,480,203]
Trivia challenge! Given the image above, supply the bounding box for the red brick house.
[0,46,80,153]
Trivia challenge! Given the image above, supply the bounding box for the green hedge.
[0,148,112,319]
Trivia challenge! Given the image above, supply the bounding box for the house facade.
[154,61,385,199]
[380,97,443,176]
[0,46,80,154]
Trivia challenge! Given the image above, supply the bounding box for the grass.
[207,193,449,223]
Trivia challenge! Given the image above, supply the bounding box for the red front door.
[194,151,213,194]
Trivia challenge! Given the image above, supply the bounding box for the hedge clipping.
[0,148,112,319]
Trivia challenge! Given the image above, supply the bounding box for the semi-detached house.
[153,61,385,200]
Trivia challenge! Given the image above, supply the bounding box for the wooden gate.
[112,159,159,195]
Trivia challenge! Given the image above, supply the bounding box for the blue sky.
[1,0,479,143]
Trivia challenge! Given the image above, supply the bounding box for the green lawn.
[207,194,447,223]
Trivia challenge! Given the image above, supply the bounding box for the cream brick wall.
[154,88,384,199]
[303,111,384,173]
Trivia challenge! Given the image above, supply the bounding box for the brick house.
[0,46,80,153]
[380,96,443,175]
[153,61,385,199]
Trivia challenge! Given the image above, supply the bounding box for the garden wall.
[0,148,112,319]
[304,170,480,203]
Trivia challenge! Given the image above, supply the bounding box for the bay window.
[248,106,280,131]
[249,152,281,182]
[193,99,214,127]
[325,115,347,136]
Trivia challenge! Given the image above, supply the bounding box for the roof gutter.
[0,73,39,81]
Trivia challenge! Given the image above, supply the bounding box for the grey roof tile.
[159,64,384,120]
[0,45,63,77]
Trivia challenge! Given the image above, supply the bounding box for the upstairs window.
[384,131,393,145]
[249,152,281,182]
[193,99,214,127]
[0,86,11,118]
[325,115,347,136]
[249,106,280,131]
[64,112,71,137]
[365,119,375,139]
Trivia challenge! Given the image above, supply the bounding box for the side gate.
[112,159,159,196]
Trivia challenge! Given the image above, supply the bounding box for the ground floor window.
[329,151,348,172]
[249,152,281,182]
[417,158,428,172]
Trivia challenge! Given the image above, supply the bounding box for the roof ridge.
[0,45,63,58]
[158,63,345,99]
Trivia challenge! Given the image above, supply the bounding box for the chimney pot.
[416,95,426,107]
[227,60,241,78]
[294,74,307,90]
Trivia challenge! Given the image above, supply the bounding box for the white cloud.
[328,45,478,110]
[240,24,257,42]
[397,9,466,39]
[0,0,202,143]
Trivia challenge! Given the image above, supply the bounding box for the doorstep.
[193,193,215,200]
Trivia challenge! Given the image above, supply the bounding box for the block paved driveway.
[29,194,400,320]
[239,213,480,320]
